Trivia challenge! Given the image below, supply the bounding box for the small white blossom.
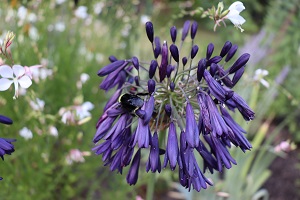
[74,6,89,19]
[19,127,33,140]
[49,126,59,137]
[226,1,246,32]
[29,98,45,111]
[0,65,32,99]
[75,101,94,119]
[254,69,269,88]
[65,149,91,165]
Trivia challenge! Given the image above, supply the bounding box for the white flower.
[254,69,269,88]
[75,101,94,119]
[29,98,45,111]
[0,65,32,99]
[65,149,91,165]
[226,1,246,32]
[49,126,59,137]
[56,0,66,5]
[19,127,33,140]
[74,6,89,19]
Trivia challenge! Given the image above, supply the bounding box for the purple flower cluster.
[93,20,254,191]
[0,115,16,180]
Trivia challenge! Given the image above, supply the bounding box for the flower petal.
[18,76,32,88]
[12,65,25,78]
[0,79,13,91]
[0,65,13,78]
[228,1,245,13]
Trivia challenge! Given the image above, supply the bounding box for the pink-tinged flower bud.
[170,26,177,43]
[109,55,118,62]
[228,53,250,74]
[159,41,168,82]
[182,57,188,66]
[225,44,238,62]
[164,104,172,117]
[145,21,154,43]
[191,45,199,59]
[149,60,158,79]
[197,58,206,82]
[190,21,198,39]
[97,60,127,76]
[181,20,190,41]
[148,79,156,94]
[132,56,139,70]
[206,43,214,60]
[170,44,179,62]
[220,41,232,57]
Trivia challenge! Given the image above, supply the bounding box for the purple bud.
[0,115,13,125]
[209,63,218,77]
[218,67,234,88]
[190,21,198,39]
[206,56,222,66]
[164,104,172,117]
[191,45,199,59]
[185,103,199,147]
[126,149,141,185]
[220,41,232,57]
[228,53,250,74]
[170,82,175,92]
[170,44,179,62]
[134,76,139,86]
[206,43,214,60]
[109,55,118,62]
[154,37,161,58]
[145,21,154,43]
[159,41,168,82]
[182,57,187,66]
[166,65,174,78]
[98,60,127,77]
[132,56,139,70]
[148,79,156,94]
[170,26,177,43]
[149,60,158,79]
[164,122,179,170]
[232,67,245,86]
[181,20,190,41]
[225,44,238,62]
[197,59,206,82]
[203,70,226,102]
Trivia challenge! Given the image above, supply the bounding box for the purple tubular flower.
[159,41,168,82]
[225,44,238,62]
[103,88,122,111]
[163,122,179,170]
[190,21,198,39]
[103,114,128,140]
[109,55,118,62]
[206,43,214,60]
[97,60,127,76]
[209,63,218,77]
[182,57,187,67]
[132,56,139,70]
[170,26,177,43]
[100,69,127,91]
[170,82,175,92]
[148,79,156,94]
[170,44,179,62]
[197,93,212,132]
[0,138,16,160]
[149,60,158,79]
[146,132,161,172]
[126,149,141,185]
[181,20,190,41]
[197,59,206,82]
[135,109,146,119]
[164,104,172,117]
[196,141,218,173]
[166,65,174,78]
[228,53,250,74]
[93,115,117,143]
[191,45,199,59]
[143,95,155,125]
[0,115,13,125]
[145,21,154,43]
[185,103,199,148]
[203,70,226,102]
[218,67,234,88]
[206,56,222,66]
[154,37,161,58]
[230,92,255,121]
[220,41,232,57]
[232,67,245,86]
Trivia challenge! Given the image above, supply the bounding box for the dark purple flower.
[170,26,177,43]
[185,103,199,148]
[103,89,122,111]
[209,63,218,77]
[109,55,118,62]
[220,41,232,57]
[170,82,175,92]
[181,20,190,41]
[149,60,158,79]
[230,92,255,121]
[146,132,161,172]
[228,53,250,74]
[190,21,198,39]
[164,104,172,117]
[218,67,234,88]
[170,44,179,62]
[0,138,16,160]
[154,37,161,58]
[182,57,187,66]
[206,56,222,66]
[97,60,127,77]
[225,44,238,62]
[191,45,199,59]
[143,95,155,125]
[0,115,13,125]
[148,79,156,94]
[159,41,168,82]
[126,149,141,185]
[145,21,154,43]
[206,43,214,60]
[232,67,245,86]
[132,56,139,70]
[203,70,226,102]
[197,59,206,82]
[164,122,179,170]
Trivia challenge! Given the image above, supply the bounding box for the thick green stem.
[146,172,156,200]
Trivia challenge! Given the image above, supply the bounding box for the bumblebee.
[118,93,144,112]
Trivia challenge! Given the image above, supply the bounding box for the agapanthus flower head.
[93,20,254,191]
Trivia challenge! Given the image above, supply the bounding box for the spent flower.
[92,20,254,191]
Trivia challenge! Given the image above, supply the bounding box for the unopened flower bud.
[135,76,140,86]
[190,21,198,39]
[170,26,177,43]
[154,37,161,58]
[191,45,199,59]
[166,65,174,78]
[159,41,168,82]
[232,67,245,86]
[182,57,187,66]
[228,53,250,74]
[181,20,190,41]
[164,104,172,117]
[225,44,238,62]
[170,44,179,62]
[197,59,206,82]
[170,82,175,92]
[109,55,118,62]
[209,63,218,77]
[149,60,158,79]
[206,56,222,66]
[148,79,156,94]
[206,43,214,60]
[132,56,139,70]
[220,41,232,57]
[145,21,154,43]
